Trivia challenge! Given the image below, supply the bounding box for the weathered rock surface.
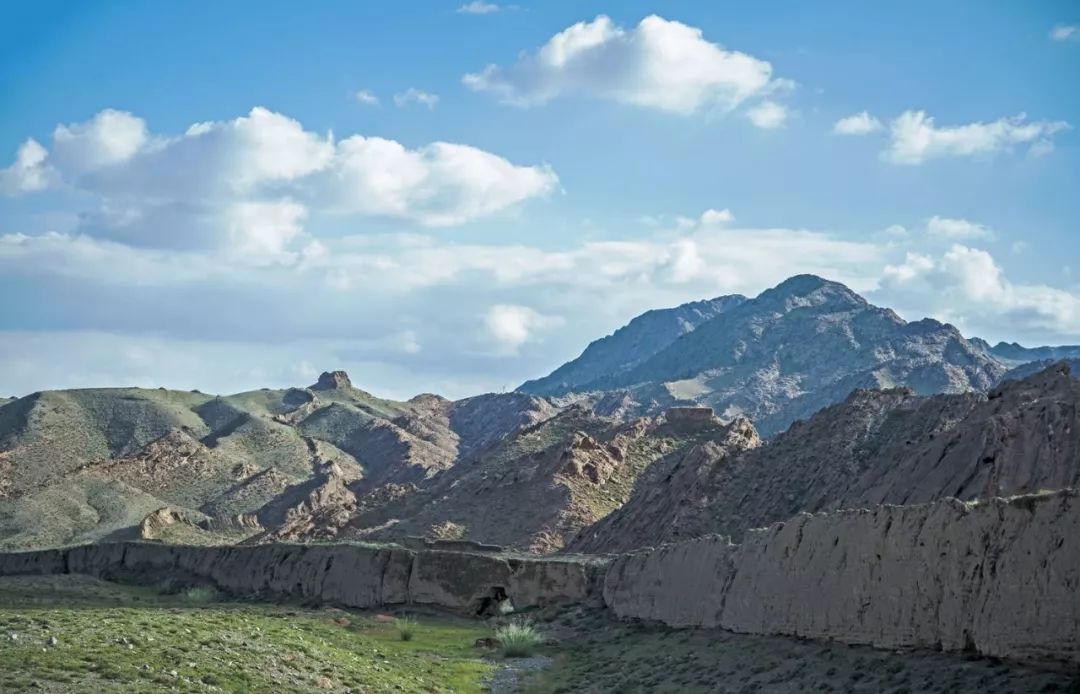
[315,407,746,553]
[603,490,1080,668]
[573,362,1080,552]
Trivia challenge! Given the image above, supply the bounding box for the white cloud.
[226,199,307,265]
[833,111,883,135]
[463,15,784,115]
[393,88,439,109]
[355,89,380,106]
[699,208,735,225]
[329,137,558,226]
[1050,24,1078,41]
[925,216,993,240]
[484,304,561,353]
[882,244,1080,338]
[883,110,1070,164]
[51,109,150,174]
[457,1,501,13]
[0,107,557,257]
[745,101,788,129]
[0,139,52,194]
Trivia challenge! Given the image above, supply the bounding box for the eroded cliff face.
[603,490,1080,668]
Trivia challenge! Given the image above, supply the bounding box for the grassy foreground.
[0,575,496,693]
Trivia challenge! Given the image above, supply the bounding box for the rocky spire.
[311,371,352,391]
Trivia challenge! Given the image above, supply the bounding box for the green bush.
[395,616,417,641]
[495,619,543,658]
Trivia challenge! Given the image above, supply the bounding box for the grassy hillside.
[0,372,553,550]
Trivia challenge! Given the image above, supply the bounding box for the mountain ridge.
[519,274,1045,436]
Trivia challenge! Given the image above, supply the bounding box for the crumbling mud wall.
[1,491,1077,669]
[0,542,606,615]
[604,490,1080,668]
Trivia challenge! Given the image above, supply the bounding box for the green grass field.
[0,575,497,693]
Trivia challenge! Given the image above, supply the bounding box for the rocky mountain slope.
[518,294,746,396]
[522,275,1013,437]
[0,371,552,550]
[572,361,1080,553]
[258,405,759,552]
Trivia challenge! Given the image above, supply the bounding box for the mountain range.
[1,274,1078,552]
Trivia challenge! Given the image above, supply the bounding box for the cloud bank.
[0,107,559,263]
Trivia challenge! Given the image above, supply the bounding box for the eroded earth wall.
[603,490,1080,668]
[1,491,1077,668]
[0,542,605,615]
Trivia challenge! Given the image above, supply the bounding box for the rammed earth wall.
[1,490,1077,668]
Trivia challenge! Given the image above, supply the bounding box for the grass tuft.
[495,618,543,658]
[395,616,417,641]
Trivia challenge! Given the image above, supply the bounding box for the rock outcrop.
[602,490,1080,668]
[312,371,353,391]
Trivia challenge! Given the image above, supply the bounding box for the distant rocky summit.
[520,275,1077,437]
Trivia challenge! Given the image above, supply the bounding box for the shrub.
[495,618,543,658]
[180,586,219,603]
[395,616,417,641]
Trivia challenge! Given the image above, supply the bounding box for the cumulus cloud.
[833,111,883,135]
[330,137,558,226]
[484,304,562,353]
[925,216,993,240]
[354,89,380,106]
[457,1,501,14]
[699,208,735,225]
[745,101,788,129]
[393,88,439,109]
[883,110,1070,164]
[1050,24,1077,42]
[0,107,557,257]
[51,109,150,174]
[463,15,784,114]
[0,139,52,194]
[882,244,1080,338]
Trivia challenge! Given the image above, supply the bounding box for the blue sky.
[1,1,1079,398]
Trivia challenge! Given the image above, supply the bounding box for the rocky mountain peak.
[758,274,868,312]
[312,371,352,391]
